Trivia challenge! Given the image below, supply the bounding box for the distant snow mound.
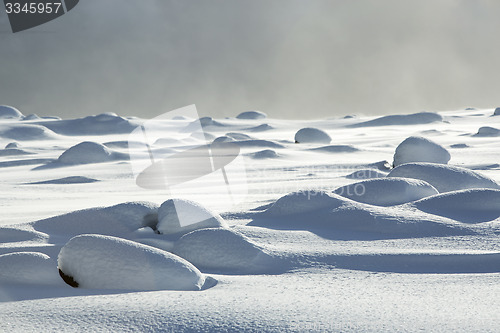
[22,114,40,121]
[334,178,438,206]
[247,124,274,132]
[265,191,345,217]
[226,132,254,141]
[33,201,159,237]
[236,110,267,120]
[473,126,500,137]
[58,234,205,290]
[449,143,469,149]
[412,189,500,223]
[29,176,99,185]
[173,228,274,273]
[213,136,235,144]
[38,113,137,135]
[235,139,284,149]
[0,252,61,285]
[493,107,500,116]
[345,169,387,179]
[0,124,59,140]
[393,136,450,167]
[350,112,443,127]
[388,162,500,193]
[5,142,20,149]
[310,145,358,153]
[251,149,279,159]
[0,105,23,119]
[294,128,331,144]
[57,141,127,165]
[157,199,226,236]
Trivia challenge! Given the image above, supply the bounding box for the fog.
[1,0,500,119]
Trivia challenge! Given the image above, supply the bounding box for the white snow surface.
[58,234,205,290]
[393,136,451,167]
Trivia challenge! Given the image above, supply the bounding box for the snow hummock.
[0,105,23,119]
[388,162,500,193]
[57,141,128,165]
[264,191,344,217]
[251,149,279,159]
[473,126,500,137]
[5,141,20,149]
[173,228,275,273]
[236,110,267,120]
[0,124,59,140]
[412,189,500,223]
[334,178,438,206]
[0,252,62,285]
[393,136,450,167]
[349,112,443,127]
[157,199,227,235]
[345,169,387,179]
[294,127,331,144]
[58,234,205,290]
[37,113,138,135]
[493,107,500,116]
[28,176,99,185]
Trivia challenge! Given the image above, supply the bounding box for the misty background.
[0,0,499,119]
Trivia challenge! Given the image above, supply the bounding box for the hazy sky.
[1,0,500,119]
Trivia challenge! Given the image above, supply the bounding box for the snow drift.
[236,110,267,120]
[0,105,23,119]
[388,162,500,192]
[349,112,443,127]
[56,141,128,165]
[0,252,62,285]
[58,234,205,290]
[393,136,450,167]
[294,127,331,144]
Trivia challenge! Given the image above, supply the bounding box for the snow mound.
[58,234,205,290]
[0,105,23,119]
[29,176,99,185]
[310,145,359,153]
[393,136,450,167]
[294,128,331,144]
[334,178,438,206]
[0,252,61,285]
[473,126,500,137]
[212,136,235,144]
[265,191,345,217]
[22,114,41,121]
[412,189,500,223]
[345,169,387,179]
[236,110,267,120]
[0,148,33,156]
[388,163,500,193]
[173,228,274,273]
[247,123,274,132]
[0,124,59,140]
[157,199,227,236]
[33,201,159,237]
[450,143,469,149]
[5,141,20,148]
[251,149,279,159]
[57,141,128,165]
[494,107,500,116]
[226,132,254,141]
[350,112,443,127]
[235,139,284,149]
[37,113,138,135]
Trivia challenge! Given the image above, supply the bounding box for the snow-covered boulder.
[236,110,267,120]
[474,126,500,137]
[57,141,127,165]
[173,228,274,273]
[0,252,62,285]
[349,112,443,127]
[493,107,500,116]
[393,136,450,167]
[5,142,20,149]
[294,128,331,144]
[252,149,279,159]
[388,162,500,193]
[412,189,500,223]
[345,169,387,179]
[157,199,226,236]
[264,191,344,217]
[0,124,59,140]
[0,105,23,119]
[333,178,438,206]
[58,234,205,290]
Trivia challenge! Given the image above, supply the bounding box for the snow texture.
[58,234,205,290]
[393,136,450,167]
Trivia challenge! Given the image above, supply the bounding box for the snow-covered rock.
[0,252,61,285]
[5,141,20,149]
[393,136,450,167]
[57,141,127,165]
[388,162,500,193]
[0,105,23,119]
[294,128,331,144]
[350,112,443,127]
[58,234,205,290]
[345,169,387,179]
[334,178,438,206]
[0,124,59,140]
[474,126,500,137]
[157,199,226,235]
[264,191,344,217]
[236,110,267,120]
[412,189,500,223]
[252,149,279,159]
[173,228,274,273]
[493,107,500,116]
[38,113,137,135]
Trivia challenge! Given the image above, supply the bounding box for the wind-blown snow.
[393,136,450,167]
[388,162,500,192]
[58,234,205,290]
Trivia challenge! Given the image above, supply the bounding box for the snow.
[393,136,450,167]
[388,162,500,192]
[474,126,500,137]
[58,234,206,290]
[56,141,128,165]
[334,177,438,206]
[0,252,62,285]
[173,228,275,273]
[157,199,227,235]
[0,105,23,119]
[0,124,59,140]
[236,110,267,119]
[494,107,500,116]
[251,149,279,159]
[294,127,331,144]
[345,168,387,179]
[349,112,443,127]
